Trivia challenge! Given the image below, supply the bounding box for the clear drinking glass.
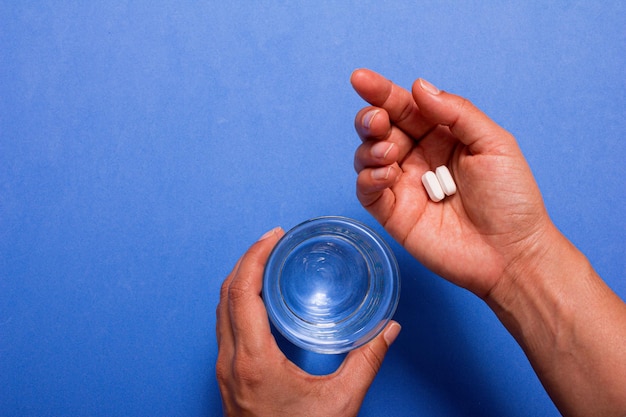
[263,216,400,354]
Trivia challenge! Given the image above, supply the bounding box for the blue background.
[1,2,624,416]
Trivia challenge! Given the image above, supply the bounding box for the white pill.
[421,171,445,202]
[435,165,457,196]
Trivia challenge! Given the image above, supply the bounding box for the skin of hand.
[351,68,626,417]
[216,227,402,417]
[351,68,549,298]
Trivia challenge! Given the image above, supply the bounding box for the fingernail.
[258,227,280,241]
[419,78,440,95]
[371,166,391,180]
[362,109,380,130]
[371,142,394,159]
[384,321,401,346]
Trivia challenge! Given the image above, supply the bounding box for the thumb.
[411,78,517,155]
[337,321,401,392]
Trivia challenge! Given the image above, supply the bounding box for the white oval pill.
[435,165,457,196]
[421,171,445,202]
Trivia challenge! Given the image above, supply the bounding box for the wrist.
[484,223,595,351]
[482,224,626,416]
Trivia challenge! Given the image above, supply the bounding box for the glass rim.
[262,216,400,354]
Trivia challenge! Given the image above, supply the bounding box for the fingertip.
[257,226,284,242]
[371,166,392,181]
[350,67,373,84]
[371,141,395,160]
[350,69,392,105]
[383,321,401,347]
[355,107,392,142]
[417,78,440,95]
[350,69,365,92]
[245,227,284,268]
[358,164,399,191]
[361,109,380,131]
[411,77,444,104]
[350,68,364,83]
[356,166,399,213]
[231,227,284,295]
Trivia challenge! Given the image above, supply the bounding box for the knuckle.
[353,145,367,173]
[227,279,249,303]
[395,99,415,124]
[215,358,230,384]
[232,357,262,387]
[458,96,472,109]
[220,277,231,300]
[452,97,472,126]
[385,84,415,124]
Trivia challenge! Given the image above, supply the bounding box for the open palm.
[351,69,549,297]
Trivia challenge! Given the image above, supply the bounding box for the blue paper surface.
[1,2,624,416]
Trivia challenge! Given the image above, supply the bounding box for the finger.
[353,108,415,173]
[227,227,284,354]
[354,106,391,142]
[216,257,243,348]
[337,321,401,396]
[351,68,435,140]
[353,139,399,173]
[355,164,401,210]
[411,78,519,155]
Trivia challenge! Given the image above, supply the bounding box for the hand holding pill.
[351,68,626,416]
[352,68,545,296]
